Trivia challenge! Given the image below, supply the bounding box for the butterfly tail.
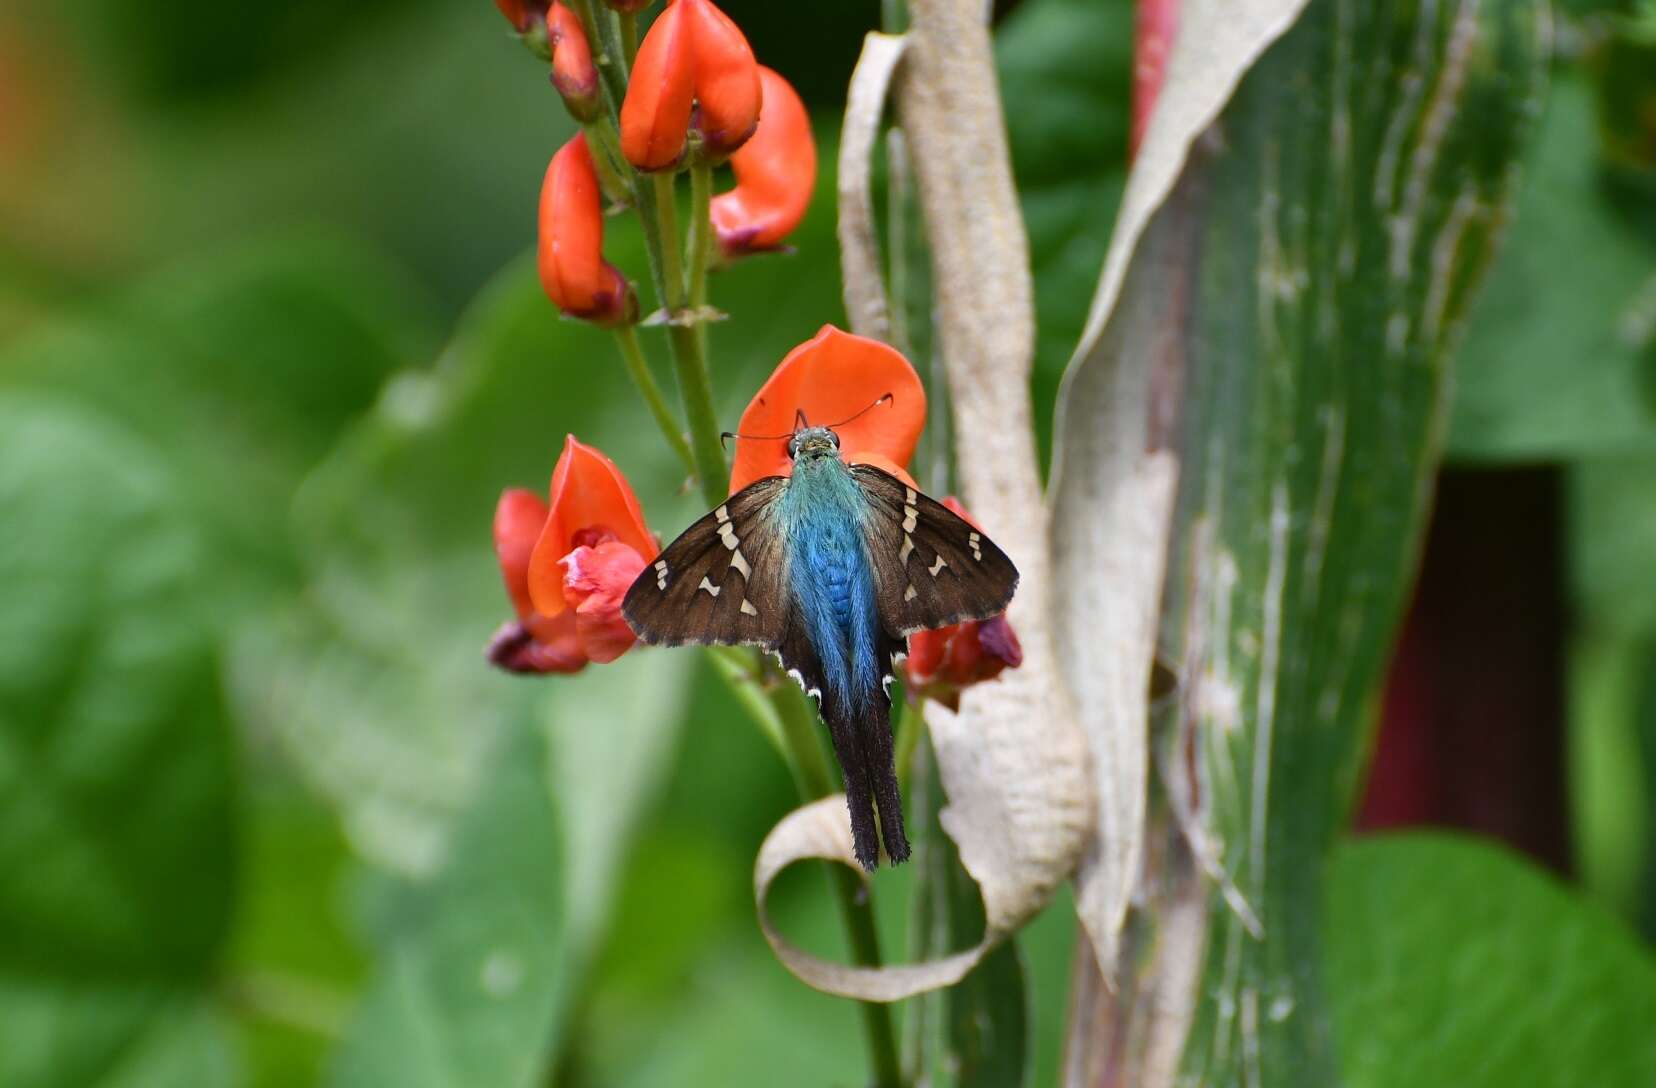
[861,691,910,865]
[820,689,882,870]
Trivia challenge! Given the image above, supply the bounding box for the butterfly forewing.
[622,476,790,648]
[851,464,1019,636]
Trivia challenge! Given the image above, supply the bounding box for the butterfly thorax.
[778,452,881,710]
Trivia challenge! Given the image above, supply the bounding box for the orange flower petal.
[539,134,633,323]
[494,488,551,622]
[549,2,600,120]
[528,436,658,616]
[729,326,926,494]
[682,0,761,159]
[619,0,695,171]
[711,66,815,255]
[494,0,542,33]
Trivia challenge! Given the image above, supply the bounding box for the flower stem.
[619,11,639,65]
[686,162,714,312]
[613,326,694,474]
[647,170,727,507]
[893,696,925,794]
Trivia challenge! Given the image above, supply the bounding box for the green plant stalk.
[686,163,714,312]
[619,11,639,64]
[892,697,925,794]
[612,326,694,473]
[582,118,632,205]
[648,171,728,508]
[704,646,790,772]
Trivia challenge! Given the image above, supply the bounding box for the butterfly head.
[787,425,841,462]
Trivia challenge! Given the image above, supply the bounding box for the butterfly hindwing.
[622,476,789,648]
[851,464,1019,636]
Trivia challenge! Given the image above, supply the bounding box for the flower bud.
[548,3,601,122]
[710,66,814,257]
[619,0,761,171]
[538,133,638,325]
[493,0,545,33]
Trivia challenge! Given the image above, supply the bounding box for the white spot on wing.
[697,576,721,597]
[740,598,759,616]
[729,548,751,580]
[714,504,729,523]
[902,505,918,533]
[898,535,914,564]
[719,523,739,550]
[928,555,947,577]
[903,584,917,602]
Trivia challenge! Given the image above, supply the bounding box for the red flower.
[619,0,761,171]
[539,133,636,325]
[488,436,658,674]
[494,0,546,34]
[549,2,600,122]
[904,498,1023,705]
[710,66,815,257]
[729,325,927,494]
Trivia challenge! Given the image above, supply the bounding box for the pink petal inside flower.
[561,539,647,663]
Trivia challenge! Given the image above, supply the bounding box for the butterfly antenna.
[824,393,894,430]
[721,427,797,447]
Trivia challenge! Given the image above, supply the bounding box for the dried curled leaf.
[838,32,908,343]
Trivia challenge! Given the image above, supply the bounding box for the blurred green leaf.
[1328,833,1656,1087]
[328,722,565,1088]
[1448,76,1656,461]
[0,394,237,1087]
[0,235,439,611]
[1568,457,1656,937]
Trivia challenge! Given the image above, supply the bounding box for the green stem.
[652,173,687,304]
[687,162,714,312]
[647,171,727,507]
[893,697,925,795]
[705,647,790,772]
[583,119,632,207]
[613,326,694,473]
[619,11,639,65]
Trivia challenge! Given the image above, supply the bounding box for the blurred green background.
[1,0,1654,1085]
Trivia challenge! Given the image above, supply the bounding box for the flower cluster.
[500,0,817,323]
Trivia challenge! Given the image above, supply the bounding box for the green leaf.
[0,235,439,610]
[1448,76,1656,461]
[1328,833,1656,1087]
[0,394,237,1087]
[1051,0,1548,1082]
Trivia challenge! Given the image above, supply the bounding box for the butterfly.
[621,412,1019,870]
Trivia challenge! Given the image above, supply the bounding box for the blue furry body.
[777,456,880,709]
